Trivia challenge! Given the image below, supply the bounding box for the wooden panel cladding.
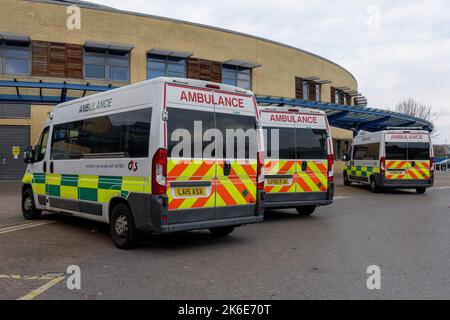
[295,77,303,99]
[330,86,336,104]
[187,58,222,83]
[49,42,66,77]
[31,41,83,79]
[31,41,49,77]
[66,44,83,79]
[308,82,316,101]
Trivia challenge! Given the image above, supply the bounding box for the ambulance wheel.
[110,203,139,249]
[22,188,41,220]
[416,187,427,194]
[370,178,380,193]
[209,226,235,237]
[343,172,351,186]
[296,206,316,216]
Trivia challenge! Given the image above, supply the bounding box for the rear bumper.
[130,192,264,233]
[374,174,434,189]
[264,182,334,209]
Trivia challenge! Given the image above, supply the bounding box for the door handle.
[301,161,308,172]
[224,161,231,176]
[43,162,47,173]
[50,162,54,173]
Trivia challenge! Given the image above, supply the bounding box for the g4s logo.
[128,160,138,172]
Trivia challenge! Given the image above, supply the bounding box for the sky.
[89,0,450,144]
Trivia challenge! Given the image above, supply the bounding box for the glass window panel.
[167,62,186,73]
[222,78,236,86]
[222,68,236,79]
[167,107,215,159]
[147,69,166,79]
[109,66,129,81]
[0,57,3,74]
[167,71,185,78]
[265,127,296,160]
[296,129,328,159]
[385,142,408,160]
[4,47,29,58]
[237,79,251,90]
[147,60,166,71]
[84,53,105,64]
[408,142,430,160]
[85,64,105,79]
[5,59,28,75]
[108,56,129,67]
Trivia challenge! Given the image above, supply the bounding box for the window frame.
[0,40,30,76]
[147,54,187,80]
[221,64,252,90]
[84,47,130,82]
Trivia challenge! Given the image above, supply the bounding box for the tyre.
[343,172,351,186]
[295,205,316,216]
[416,187,427,194]
[22,188,41,220]
[442,164,447,171]
[110,203,139,249]
[209,226,235,237]
[370,178,380,193]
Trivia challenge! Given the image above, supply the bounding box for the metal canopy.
[0,79,433,132]
[256,96,433,132]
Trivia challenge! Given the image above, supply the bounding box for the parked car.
[435,159,450,171]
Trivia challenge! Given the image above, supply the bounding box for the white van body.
[258,106,334,215]
[21,78,264,248]
[344,129,434,193]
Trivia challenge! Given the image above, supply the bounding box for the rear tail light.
[327,154,334,183]
[380,156,386,174]
[257,151,265,191]
[152,148,167,195]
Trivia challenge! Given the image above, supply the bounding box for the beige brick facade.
[0,0,357,157]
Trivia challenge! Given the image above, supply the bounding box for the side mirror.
[23,146,34,163]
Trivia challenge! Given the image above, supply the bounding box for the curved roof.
[256,96,434,132]
[0,79,433,132]
[33,0,357,85]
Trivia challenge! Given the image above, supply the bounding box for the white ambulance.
[259,106,334,215]
[21,78,265,249]
[343,129,434,193]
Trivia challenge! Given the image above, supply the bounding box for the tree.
[394,98,437,135]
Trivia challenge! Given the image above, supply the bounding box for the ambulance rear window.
[296,129,328,160]
[407,142,430,160]
[385,142,408,160]
[265,127,296,160]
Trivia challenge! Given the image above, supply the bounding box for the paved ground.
[1,172,449,300]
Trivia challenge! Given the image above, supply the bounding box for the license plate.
[174,187,207,197]
[266,178,289,186]
[388,170,405,175]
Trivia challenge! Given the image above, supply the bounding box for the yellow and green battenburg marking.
[22,173,151,203]
[345,165,381,178]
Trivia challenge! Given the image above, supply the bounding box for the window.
[315,84,321,102]
[296,129,328,159]
[34,127,50,162]
[147,54,186,79]
[353,143,380,160]
[302,81,309,100]
[0,41,30,75]
[222,65,252,90]
[167,107,215,159]
[408,142,430,160]
[50,109,151,160]
[215,113,256,159]
[265,127,296,160]
[84,48,130,81]
[385,142,408,160]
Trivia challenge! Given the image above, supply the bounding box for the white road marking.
[431,186,450,190]
[334,196,351,200]
[0,221,55,234]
